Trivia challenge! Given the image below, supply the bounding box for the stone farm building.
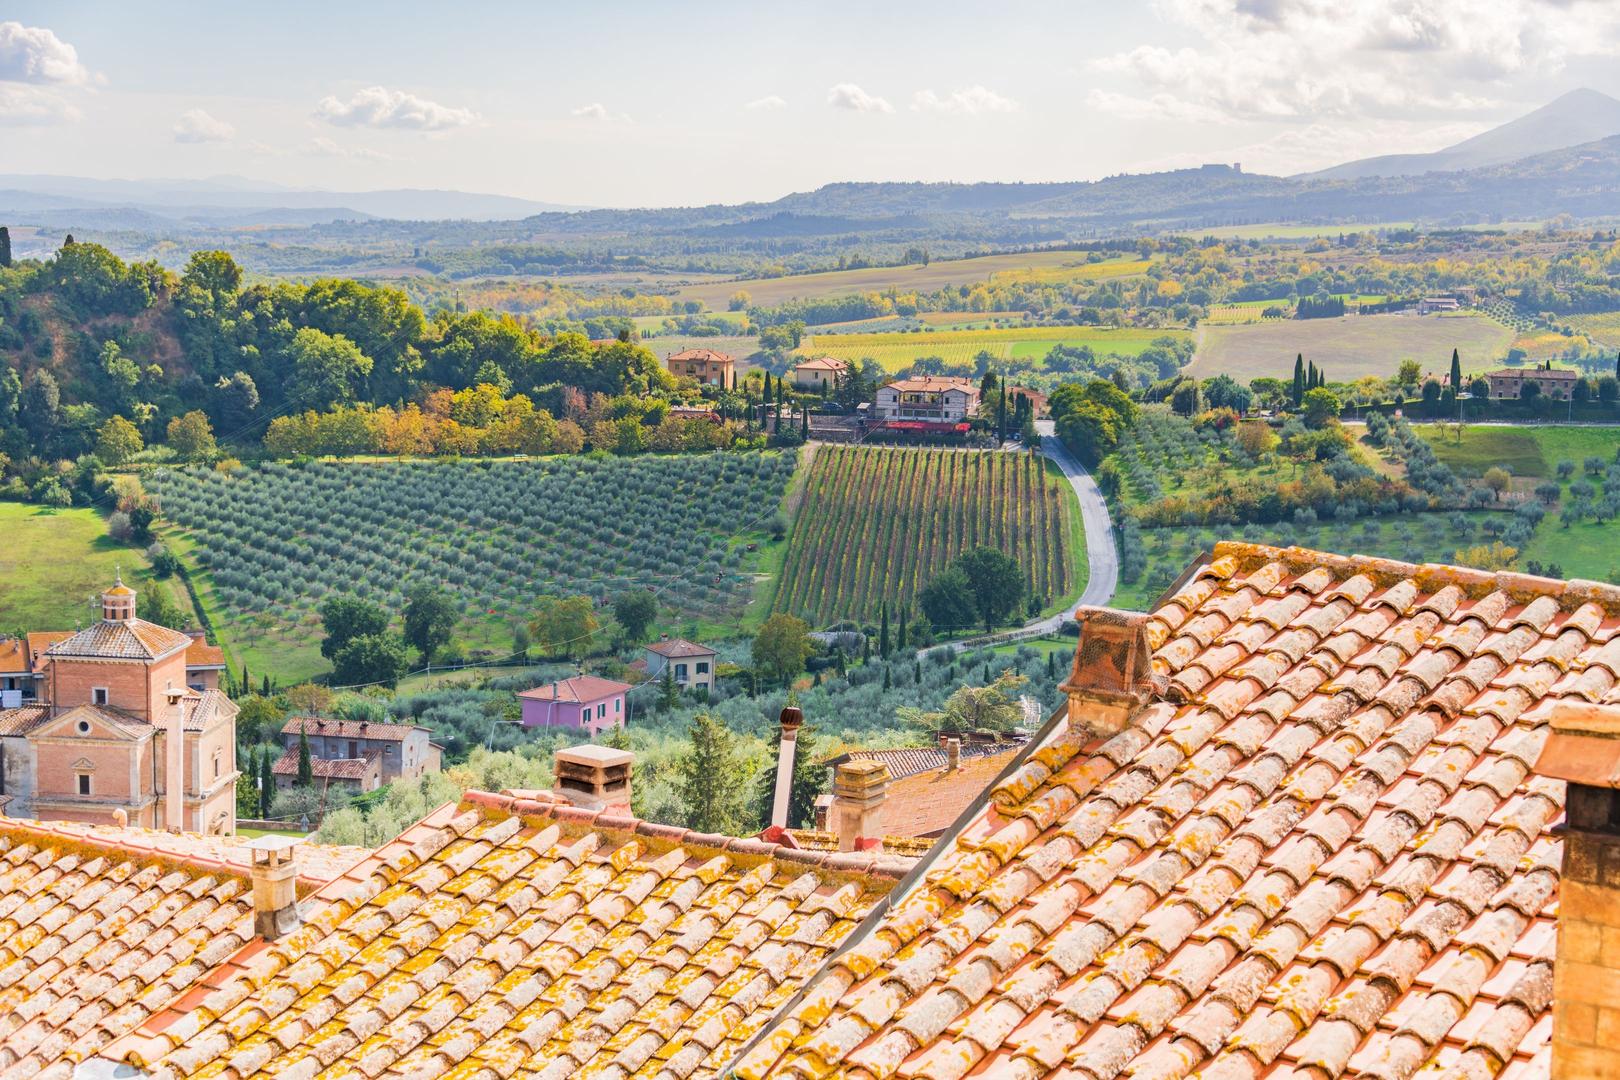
[792,356,849,392]
[666,347,737,390]
[1486,366,1581,400]
[873,375,981,434]
[8,543,1620,1077]
[519,674,634,736]
[271,715,441,795]
[0,576,238,834]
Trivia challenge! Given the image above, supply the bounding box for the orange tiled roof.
[281,715,423,742]
[44,618,193,662]
[0,704,49,736]
[181,687,237,732]
[830,742,1025,783]
[668,347,735,363]
[0,816,361,1077]
[0,637,27,674]
[735,541,1596,1080]
[184,638,225,669]
[25,632,69,673]
[795,356,849,372]
[116,789,910,1079]
[269,746,379,780]
[883,375,979,394]
[517,674,634,703]
[878,743,1025,839]
[646,637,716,659]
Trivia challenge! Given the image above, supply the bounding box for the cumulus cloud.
[0,21,89,85]
[172,108,234,143]
[0,83,79,125]
[911,85,1018,115]
[745,94,787,111]
[304,136,392,161]
[315,85,479,130]
[827,83,893,113]
[1090,0,1620,124]
[571,102,631,123]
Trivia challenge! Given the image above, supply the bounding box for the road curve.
[1037,421,1118,608]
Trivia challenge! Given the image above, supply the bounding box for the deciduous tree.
[403,584,457,663]
[753,613,813,687]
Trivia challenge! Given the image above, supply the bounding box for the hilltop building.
[0,575,238,832]
[1487,366,1581,400]
[665,346,736,389]
[872,375,981,433]
[518,674,633,736]
[271,715,441,795]
[791,355,848,392]
[639,636,718,693]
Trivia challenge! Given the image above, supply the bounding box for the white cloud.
[172,108,234,144]
[571,102,631,123]
[0,21,89,85]
[304,136,392,161]
[0,83,78,125]
[827,83,893,113]
[315,85,479,131]
[745,94,787,112]
[911,85,1018,115]
[1090,0,1620,124]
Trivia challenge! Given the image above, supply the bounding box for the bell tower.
[102,570,136,622]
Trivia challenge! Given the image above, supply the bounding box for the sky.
[4,0,1620,208]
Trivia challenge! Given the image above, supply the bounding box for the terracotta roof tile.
[114,790,905,1079]
[269,747,380,780]
[733,542,1596,1080]
[644,637,716,658]
[182,638,224,668]
[44,619,193,662]
[0,705,49,736]
[516,675,633,704]
[280,715,423,741]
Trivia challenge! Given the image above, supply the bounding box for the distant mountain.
[1309,88,1620,180]
[0,174,587,223]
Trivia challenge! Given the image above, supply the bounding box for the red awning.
[881,420,971,433]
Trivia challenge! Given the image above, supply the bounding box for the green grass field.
[0,502,188,633]
[1418,425,1620,480]
[801,326,1190,372]
[678,251,1149,309]
[1189,312,1512,381]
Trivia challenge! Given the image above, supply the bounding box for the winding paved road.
[918,424,1118,654]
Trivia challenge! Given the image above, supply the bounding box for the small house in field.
[642,637,717,693]
[519,675,633,736]
[276,716,439,794]
[665,348,736,390]
[791,356,848,392]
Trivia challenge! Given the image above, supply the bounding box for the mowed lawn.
[1418,425,1620,479]
[1189,312,1512,381]
[678,251,1147,309]
[803,326,1190,372]
[0,502,182,630]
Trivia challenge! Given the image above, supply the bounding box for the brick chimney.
[769,706,803,830]
[831,759,888,852]
[553,745,633,813]
[945,736,961,772]
[164,684,186,832]
[1535,701,1620,1075]
[1061,606,1162,735]
[246,834,302,939]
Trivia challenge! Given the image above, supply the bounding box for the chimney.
[246,835,303,939]
[831,759,888,852]
[164,684,186,832]
[553,745,633,813]
[769,706,803,830]
[813,793,833,831]
[1535,701,1620,1074]
[1060,606,1163,736]
[945,737,961,772]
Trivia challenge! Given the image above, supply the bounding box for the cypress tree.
[259,748,273,817]
[763,377,773,408]
[1449,348,1462,396]
[878,602,890,657]
[897,608,908,651]
[241,663,250,698]
[861,633,870,663]
[801,403,809,438]
[1614,351,1618,380]
[914,658,922,683]
[1047,650,1056,678]
[1292,354,1305,405]
[882,665,891,690]
[262,674,271,695]
[0,226,11,269]
[296,726,313,787]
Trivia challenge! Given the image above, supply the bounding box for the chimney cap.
[555,744,634,768]
[1537,701,1620,788]
[780,706,803,733]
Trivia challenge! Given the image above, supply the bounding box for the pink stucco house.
[518,675,632,737]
